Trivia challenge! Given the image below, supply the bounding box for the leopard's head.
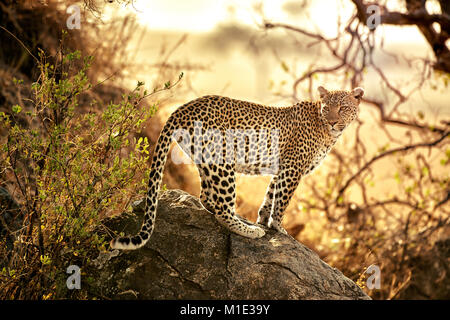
[318,86,364,137]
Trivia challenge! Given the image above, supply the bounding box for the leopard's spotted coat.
[110,86,364,249]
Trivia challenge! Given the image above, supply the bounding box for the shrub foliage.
[0,42,180,299]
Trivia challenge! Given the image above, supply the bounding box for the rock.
[93,189,370,300]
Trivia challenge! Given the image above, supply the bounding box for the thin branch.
[336,131,449,203]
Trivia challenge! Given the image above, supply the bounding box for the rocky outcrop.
[93,189,370,300]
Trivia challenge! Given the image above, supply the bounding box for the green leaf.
[13,77,23,85]
[281,61,289,72]
[421,166,429,176]
[417,111,424,120]
[12,105,22,114]
[394,172,401,183]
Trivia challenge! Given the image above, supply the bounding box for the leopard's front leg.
[268,167,301,235]
[256,175,277,227]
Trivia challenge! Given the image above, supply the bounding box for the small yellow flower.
[43,292,53,300]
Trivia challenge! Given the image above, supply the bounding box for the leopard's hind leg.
[197,165,216,213]
[202,163,265,239]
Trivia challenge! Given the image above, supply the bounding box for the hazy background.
[104,0,448,112]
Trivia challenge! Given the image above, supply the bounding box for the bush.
[0,41,180,299]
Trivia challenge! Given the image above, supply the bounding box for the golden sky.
[101,0,448,117]
[132,0,428,41]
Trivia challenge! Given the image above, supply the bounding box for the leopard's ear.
[318,86,328,99]
[352,87,364,100]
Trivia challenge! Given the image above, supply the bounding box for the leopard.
[110,85,364,250]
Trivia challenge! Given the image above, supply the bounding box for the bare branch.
[336,130,449,203]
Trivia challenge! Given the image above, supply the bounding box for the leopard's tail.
[110,112,179,250]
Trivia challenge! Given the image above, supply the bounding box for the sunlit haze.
[102,0,448,116]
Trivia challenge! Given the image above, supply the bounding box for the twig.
[336,131,449,203]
